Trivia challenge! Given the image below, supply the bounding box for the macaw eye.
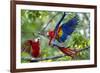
[34,39,38,42]
[46,32,49,36]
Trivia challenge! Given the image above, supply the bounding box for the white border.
[16,5,95,69]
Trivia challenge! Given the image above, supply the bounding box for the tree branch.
[22,54,66,62]
[21,46,90,62]
[75,46,90,53]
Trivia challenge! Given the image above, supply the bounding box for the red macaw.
[47,12,78,57]
[27,39,40,58]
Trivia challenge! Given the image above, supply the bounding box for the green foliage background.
[21,10,90,63]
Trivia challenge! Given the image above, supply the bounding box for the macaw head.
[47,30,55,39]
[27,38,40,45]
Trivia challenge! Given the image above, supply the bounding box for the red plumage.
[48,30,55,45]
[58,47,76,57]
[48,30,55,38]
[28,40,40,58]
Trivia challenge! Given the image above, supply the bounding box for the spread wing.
[56,16,78,43]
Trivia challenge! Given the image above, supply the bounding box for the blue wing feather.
[57,16,78,43]
[64,16,78,27]
[62,24,74,35]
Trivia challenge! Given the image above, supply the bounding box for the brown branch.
[21,46,90,62]
[22,54,66,62]
[75,46,90,53]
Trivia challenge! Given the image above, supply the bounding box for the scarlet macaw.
[27,39,40,58]
[48,12,78,57]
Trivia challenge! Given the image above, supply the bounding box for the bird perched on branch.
[26,38,41,58]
